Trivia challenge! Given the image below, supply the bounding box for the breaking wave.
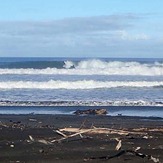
[0,59,163,76]
[0,80,163,89]
[0,100,163,107]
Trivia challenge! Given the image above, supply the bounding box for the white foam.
[0,59,163,76]
[63,61,75,69]
[0,80,163,89]
[0,100,163,107]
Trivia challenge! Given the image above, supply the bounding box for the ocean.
[0,57,163,117]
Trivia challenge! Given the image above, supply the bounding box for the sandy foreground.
[0,114,163,163]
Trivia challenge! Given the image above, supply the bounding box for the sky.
[0,0,163,58]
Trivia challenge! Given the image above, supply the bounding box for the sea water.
[0,57,163,117]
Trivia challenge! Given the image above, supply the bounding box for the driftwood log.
[74,108,107,115]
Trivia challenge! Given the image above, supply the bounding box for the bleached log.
[55,130,67,137]
[115,139,122,151]
[59,127,147,136]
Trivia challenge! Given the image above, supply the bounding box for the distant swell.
[0,60,163,76]
[0,80,163,89]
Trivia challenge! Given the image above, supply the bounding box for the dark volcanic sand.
[0,114,163,163]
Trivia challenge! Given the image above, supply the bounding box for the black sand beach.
[0,114,163,163]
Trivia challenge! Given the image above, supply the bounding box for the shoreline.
[0,114,163,162]
[0,105,163,118]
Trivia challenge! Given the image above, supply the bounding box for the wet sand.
[0,114,163,163]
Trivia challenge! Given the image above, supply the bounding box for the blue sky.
[0,0,163,57]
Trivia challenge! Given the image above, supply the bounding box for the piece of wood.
[51,129,94,143]
[150,156,160,163]
[29,135,34,142]
[28,135,52,145]
[37,139,52,145]
[60,127,147,136]
[0,121,8,128]
[133,128,163,132]
[135,147,141,151]
[86,150,159,163]
[55,130,67,137]
[115,139,122,150]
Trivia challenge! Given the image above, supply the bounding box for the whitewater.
[0,60,163,76]
[0,80,163,89]
[0,57,163,107]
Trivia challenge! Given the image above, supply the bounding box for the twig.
[85,150,159,163]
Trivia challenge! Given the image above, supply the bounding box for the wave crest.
[0,59,163,76]
[0,80,163,89]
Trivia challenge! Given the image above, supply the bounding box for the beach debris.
[10,144,14,148]
[134,147,141,151]
[51,128,94,143]
[59,127,146,136]
[0,121,8,128]
[55,130,67,137]
[84,150,128,161]
[85,150,160,163]
[50,126,148,144]
[55,126,161,162]
[29,135,35,142]
[133,128,163,132]
[143,136,149,139]
[29,118,37,122]
[115,138,122,150]
[28,135,52,145]
[74,108,107,115]
[150,156,160,163]
[37,139,52,145]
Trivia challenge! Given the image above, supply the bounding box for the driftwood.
[74,109,107,115]
[133,128,163,132]
[50,126,147,144]
[59,127,147,136]
[51,129,94,143]
[115,138,122,150]
[29,118,37,122]
[27,126,160,163]
[85,150,159,163]
[55,130,67,137]
[28,125,151,145]
[0,121,9,128]
[28,135,52,145]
